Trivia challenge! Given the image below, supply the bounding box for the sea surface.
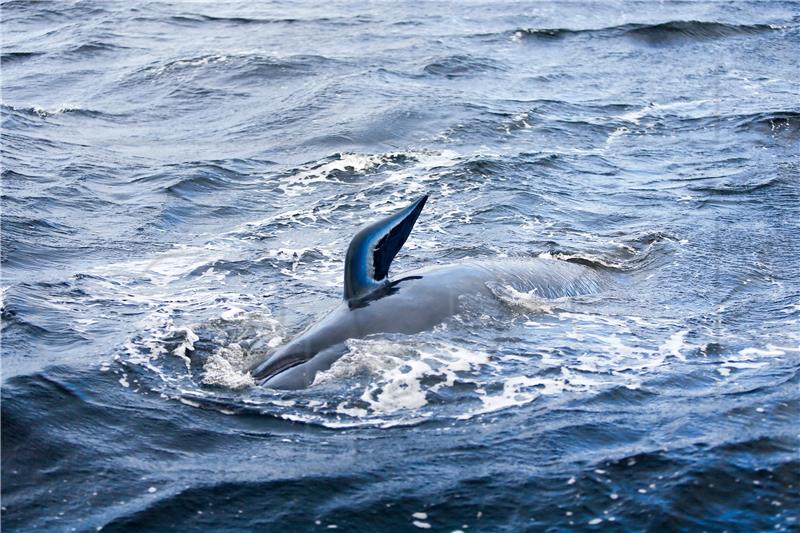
[2,1,799,531]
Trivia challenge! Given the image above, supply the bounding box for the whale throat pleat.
[343,195,428,300]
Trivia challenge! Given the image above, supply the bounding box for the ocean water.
[2,1,799,530]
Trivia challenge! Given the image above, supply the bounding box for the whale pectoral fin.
[343,194,428,300]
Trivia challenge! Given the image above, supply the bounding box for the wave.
[168,13,301,25]
[1,282,91,349]
[0,0,107,23]
[228,54,332,81]
[0,51,44,64]
[512,20,781,45]
[128,162,256,203]
[624,20,780,44]
[163,165,253,198]
[1,307,89,348]
[163,12,373,27]
[688,175,783,196]
[1,215,77,239]
[128,53,333,85]
[62,40,128,58]
[541,231,677,273]
[1,103,117,121]
[1,232,84,272]
[732,110,800,138]
[423,54,504,78]
[1,169,49,183]
[436,99,645,144]
[512,28,578,40]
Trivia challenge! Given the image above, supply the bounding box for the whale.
[249,195,607,389]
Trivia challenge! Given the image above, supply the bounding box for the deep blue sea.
[2,1,799,531]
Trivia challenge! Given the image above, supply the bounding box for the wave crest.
[512,21,780,45]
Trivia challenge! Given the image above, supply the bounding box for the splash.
[201,343,256,389]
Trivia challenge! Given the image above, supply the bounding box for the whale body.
[249,195,606,389]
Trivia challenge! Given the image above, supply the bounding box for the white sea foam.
[91,244,228,286]
[261,246,341,286]
[280,150,459,200]
[201,343,256,389]
[606,98,720,147]
[31,104,85,117]
[738,346,786,357]
[280,153,393,196]
[299,308,710,424]
[467,376,543,417]
[173,327,199,369]
[151,54,229,76]
[714,343,796,376]
[94,247,275,395]
[659,330,689,361]
[488,283,557,313]
[317,339,492,417]
[278,150,460,197]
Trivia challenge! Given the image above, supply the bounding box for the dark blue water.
[2,1,799,530]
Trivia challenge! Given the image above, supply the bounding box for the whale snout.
[249,348,309,383]
[249,338,350,389]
